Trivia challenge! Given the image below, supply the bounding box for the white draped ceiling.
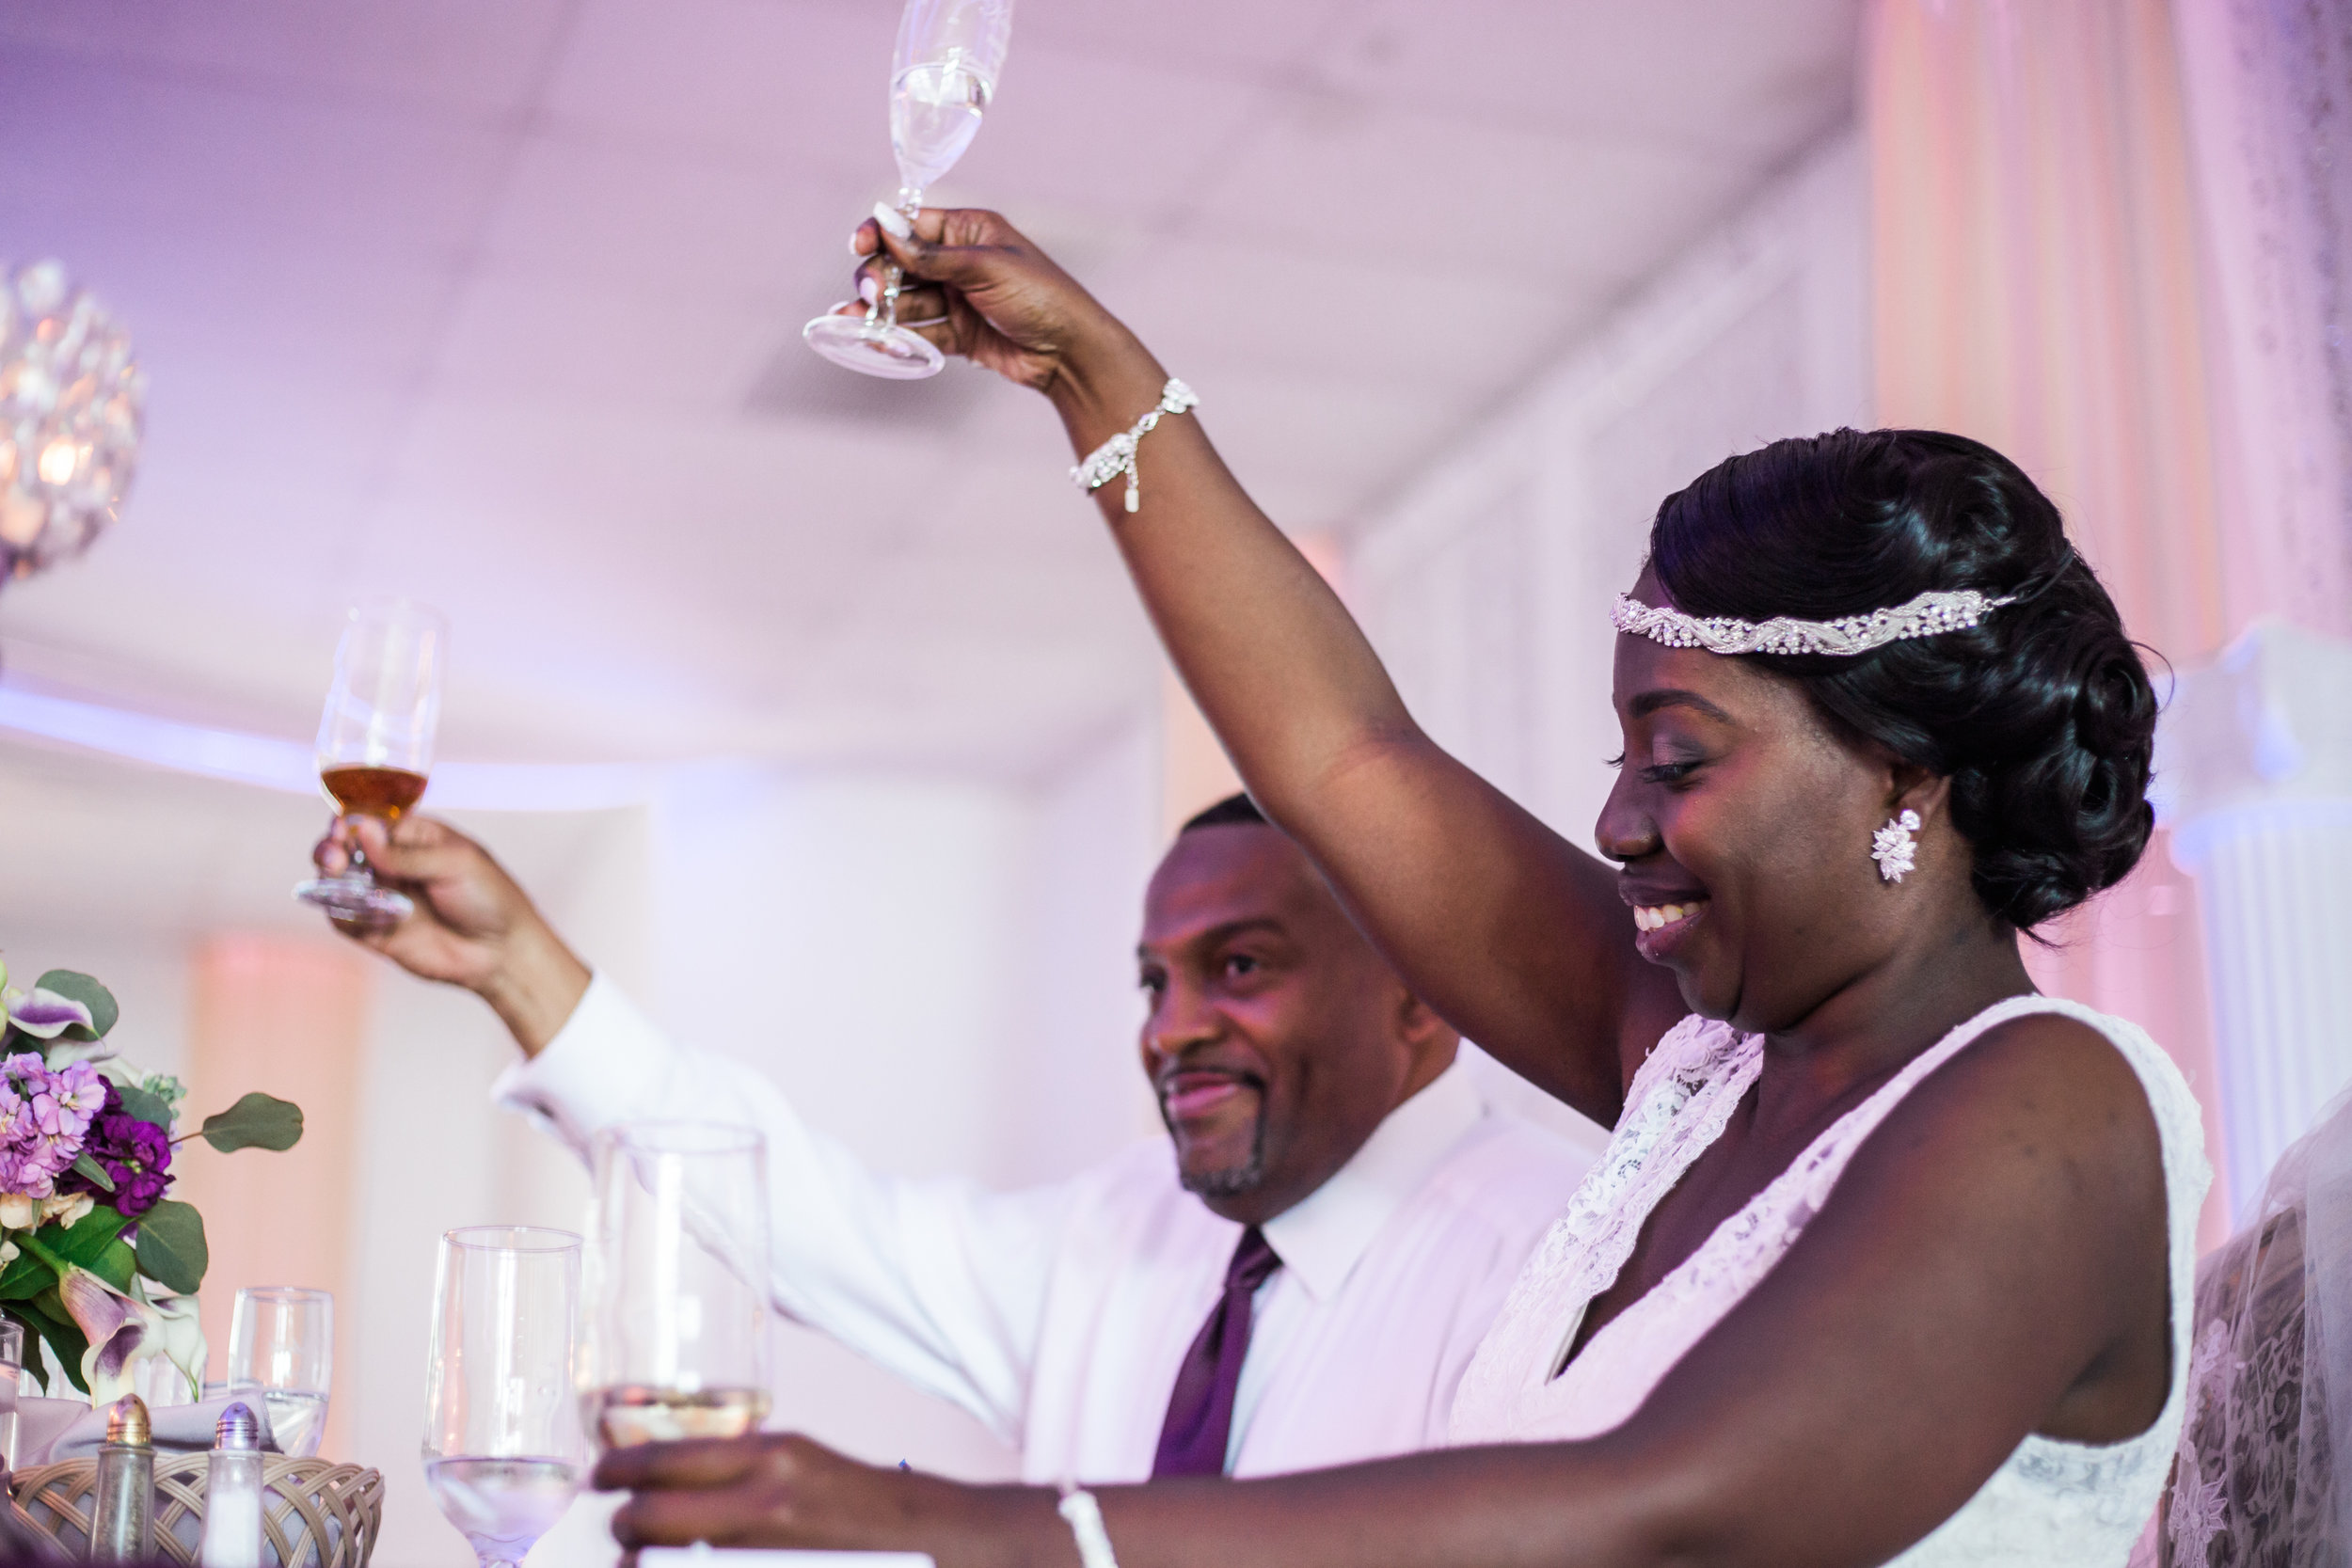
[0,0,1862,781]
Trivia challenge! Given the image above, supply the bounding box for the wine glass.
[226,1285,333,1458]
[803,0,1015,379]
[580,1122,773,1448]
[423,1227,588,1568]
[293,599,449,923]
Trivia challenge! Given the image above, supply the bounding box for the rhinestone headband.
[1611,586,2019,657]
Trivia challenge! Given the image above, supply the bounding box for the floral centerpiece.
[0,958,301,1406]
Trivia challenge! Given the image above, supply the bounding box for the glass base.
[294,874,413,923]
[803,311,945,379]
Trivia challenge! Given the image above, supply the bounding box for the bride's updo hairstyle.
[1647,428,2157,930]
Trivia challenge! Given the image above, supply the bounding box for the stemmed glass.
[227,1286,333,1458]
[580,1122,773,1449]
[802,0,1016,379]
[293,599,448,923]
[422,1227,588,1568]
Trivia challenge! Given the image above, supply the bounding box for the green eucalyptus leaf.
[114,1081,174,1130]
[199,1092,304,1153]
[70,1151,116,1193]
[133,1199,207,1294]
[32,971,117,1041]
[23,1291,88,1396]
[88,1238,136,1294]
[53,1204,132,1264]
[0,1246,55,1302]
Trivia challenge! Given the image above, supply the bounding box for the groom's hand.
[311,816,589,1055]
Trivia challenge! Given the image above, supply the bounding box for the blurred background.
[0,1,2346,1564]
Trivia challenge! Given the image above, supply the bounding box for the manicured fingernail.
[871,201,913,240]
[858,276,880,306]
[849,229,866,256]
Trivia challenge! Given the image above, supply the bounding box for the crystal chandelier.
[0,260,145,586]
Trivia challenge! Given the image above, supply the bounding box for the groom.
[317,794,1583,1481]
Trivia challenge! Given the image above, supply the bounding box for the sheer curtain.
[1866,0,2230,1242]
[1870,2,2352,1560]
[2172,0,2352,641]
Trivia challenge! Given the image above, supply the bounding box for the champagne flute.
[802,0,1015,379]
[581,1122,773,1448]
[293,599,448,923]
[423,1227,588,1568]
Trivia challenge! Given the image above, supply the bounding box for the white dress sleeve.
[492,972,1075,1444]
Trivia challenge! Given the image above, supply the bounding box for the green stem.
[14,1230,68,1275]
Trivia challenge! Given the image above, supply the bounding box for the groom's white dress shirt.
[494,974,1587,1482]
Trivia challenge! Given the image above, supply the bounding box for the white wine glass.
[423,1227,588,1568]
[581,1122,772,1448]
[803,0,1015,379]
[226,1286,332,1458]
[293,599,449,923]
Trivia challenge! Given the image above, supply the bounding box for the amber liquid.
[592,1385,771,1449]
[320,765,428,820]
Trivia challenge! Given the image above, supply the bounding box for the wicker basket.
[9,1454,383,1568]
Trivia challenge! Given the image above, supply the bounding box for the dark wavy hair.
[1647,428,2157,930]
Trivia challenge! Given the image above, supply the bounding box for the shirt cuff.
[490,971,679,1151]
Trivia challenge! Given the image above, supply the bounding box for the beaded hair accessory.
[1611,586,2019,657]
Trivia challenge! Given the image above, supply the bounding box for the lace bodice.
[1449,995,2212,1565]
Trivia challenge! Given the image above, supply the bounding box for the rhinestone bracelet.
[1069,377,1199,514]
[1057,1483,1121,1568]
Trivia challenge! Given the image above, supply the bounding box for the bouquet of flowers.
[0,958,302,1407]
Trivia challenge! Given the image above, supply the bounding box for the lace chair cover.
[2143,1089,2352,1566]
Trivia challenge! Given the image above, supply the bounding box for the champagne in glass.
[423,1227,587,1568]
[581,1122,773,1449]
[294,599,448,923]
[803,0,1015,379]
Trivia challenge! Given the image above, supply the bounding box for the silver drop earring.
[1871,809,1923,883]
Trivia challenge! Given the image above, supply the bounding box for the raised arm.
[848,210,1681,1123]
[313,816,1084,1439]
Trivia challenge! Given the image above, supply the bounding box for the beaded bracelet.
[1069,378,1199,514]
[1057,1482,1121,1568]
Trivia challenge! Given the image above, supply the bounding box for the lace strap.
[1670,994,2210,1314]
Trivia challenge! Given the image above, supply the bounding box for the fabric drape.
[1866,0,2229,1242]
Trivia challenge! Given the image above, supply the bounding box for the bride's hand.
[834,207,1143,397]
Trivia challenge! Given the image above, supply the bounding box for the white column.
[2162,618,2352,1221]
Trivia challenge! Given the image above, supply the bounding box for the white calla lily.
[2,985,95,1041]
[56,1265,206,1407]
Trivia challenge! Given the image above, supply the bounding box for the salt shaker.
[89,1393,152,1562]
[200,1402,265,1568]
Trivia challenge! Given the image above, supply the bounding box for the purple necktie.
[1152,1225,1283,1478]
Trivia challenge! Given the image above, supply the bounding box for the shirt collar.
[1258,1058,1485,1304]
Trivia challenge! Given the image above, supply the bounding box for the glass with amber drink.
[294,599,448,922]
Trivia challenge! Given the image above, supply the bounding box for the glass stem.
[873,187,924,330]
[341,816,375,884]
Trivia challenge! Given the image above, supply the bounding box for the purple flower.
[58,1083,173,1216]
[0,1055,107,1204]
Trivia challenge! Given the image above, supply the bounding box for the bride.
[596,210,2212,1566]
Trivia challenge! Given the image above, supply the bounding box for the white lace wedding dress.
[1449,995,2212,1564]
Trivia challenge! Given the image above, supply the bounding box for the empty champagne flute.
[226,1286,332,1458]
[802,0,1015,378]
[423,1227,588,1568]
[293,599,448,923]
[581,1122,772,1448]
